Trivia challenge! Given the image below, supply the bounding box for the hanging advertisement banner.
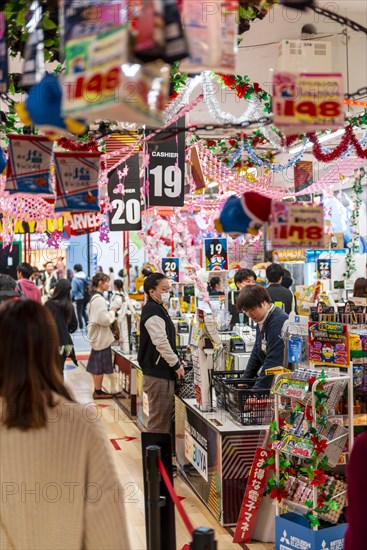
[147,118,185,207]
[204,238,228,271]
[54,152,100,212]
[161,258,180,282]
[5,135,53,195]
[308,321,349,367]
[233,447,273,544]
[271,202,324,249]
[107,153,142,231]
[273,72,344,134]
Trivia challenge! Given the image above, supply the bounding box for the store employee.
[236,285,288,389]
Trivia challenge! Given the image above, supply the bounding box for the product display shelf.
[273,367,353,536]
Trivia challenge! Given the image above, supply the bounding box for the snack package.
[180,0,238,74]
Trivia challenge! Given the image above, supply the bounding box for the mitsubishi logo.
[280,530,290,544]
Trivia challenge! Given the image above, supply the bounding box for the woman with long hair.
[87,272,117,399]
[0,300,129,549]
[44,278,78,375]
[353,277,367,298]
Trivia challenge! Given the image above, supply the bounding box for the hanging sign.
[317,258,331,280]
[0,12,7,93]
[147,118,185,207]
[271,202,324,249]
[308,321,349,367]
[233,447,273,544]
[5,135,53,195]
[273,72,344,134]
[107,154,142,231]
[161,258,180,282]
[54,152,100,212]
[204,238,228,271]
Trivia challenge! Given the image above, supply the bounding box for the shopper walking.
[266,263,294,314]
[237,284,288,389]
[71,263,89,331]
[344,431,367,550]
[138,272,185,433]
[87,272,117,400]
[0,274,21,308]
[16,262,42,303]
[44,279,78,376]
[0,300,130,550]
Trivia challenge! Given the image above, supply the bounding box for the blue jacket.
[71,272,86,301]
[243,306,288,390]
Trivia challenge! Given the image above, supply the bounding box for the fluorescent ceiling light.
[207,181,219,188]
[289,128,345,155]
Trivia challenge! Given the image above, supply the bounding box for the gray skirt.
[86,347,113,375]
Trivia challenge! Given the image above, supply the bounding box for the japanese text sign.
[308,321,350,367]
[271,202,324,249]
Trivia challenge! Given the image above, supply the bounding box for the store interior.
[1,1,367,549]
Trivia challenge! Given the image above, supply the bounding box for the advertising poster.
[271,202,324,249]
[5,135,53,195]
[161,258,180,282]
[317,258,332,280]
[204,238,228,271]
[308,321,349,367]
[273,71,344,134]
[54,152,100,212]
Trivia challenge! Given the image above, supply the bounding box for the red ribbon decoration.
[158,457,194,536]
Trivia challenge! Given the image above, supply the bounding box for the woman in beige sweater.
[87,272,117,400]
[0,300,130,550]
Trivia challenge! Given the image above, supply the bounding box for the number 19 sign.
[204,238,228,271]
[162,258,180,282]
[147,118,185,207]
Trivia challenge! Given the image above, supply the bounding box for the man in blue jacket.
[237,284,288,389]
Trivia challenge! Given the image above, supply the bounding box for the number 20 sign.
[107,154,142,231]
[162,258,180,282]
[147,118,185,207]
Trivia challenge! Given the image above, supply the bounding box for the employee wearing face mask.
[138,272,185,433]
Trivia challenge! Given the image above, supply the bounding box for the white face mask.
[160,292,170,303]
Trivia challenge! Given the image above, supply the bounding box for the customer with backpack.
[71,263,89,331]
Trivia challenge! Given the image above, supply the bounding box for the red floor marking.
[110,436,137,450]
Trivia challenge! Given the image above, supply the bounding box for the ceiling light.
[289,128,345,155]
[207,181,219,188]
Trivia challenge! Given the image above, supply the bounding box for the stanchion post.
[190,527,217,550]
[145,445,166,550]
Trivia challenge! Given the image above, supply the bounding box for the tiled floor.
[65,340,274,550]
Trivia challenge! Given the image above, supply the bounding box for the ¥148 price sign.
[147,118,185,207]
[162,258,180,282]
[107,154,142,231]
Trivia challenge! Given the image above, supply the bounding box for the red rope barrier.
[158,458,194,536]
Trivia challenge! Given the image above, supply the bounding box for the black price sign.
[147,118,185,207]
[107,154,142,231]
[161,257,180,282]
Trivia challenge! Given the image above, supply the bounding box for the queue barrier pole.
[145,445,166,550]
[190,527,217,550]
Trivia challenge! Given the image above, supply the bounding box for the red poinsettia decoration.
[317,495,325,508]
[228,139,237,147]
[206,140,216,148]
[236,83,248,98]
[219,74,236,88]
[310,435,328,455]
[169,90,179,100]
[308,376,317,390]
[311,469,327,487]
[304,406,313,422]
[270,487,286,502]
[253,82,262,93]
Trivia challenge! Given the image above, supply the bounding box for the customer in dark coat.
[266,263,294,314]
[45,279,78,375]
[138,273,185,433]
[344,431,367,550]
[237,285,288,389]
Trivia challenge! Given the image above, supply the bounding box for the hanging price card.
[204,238,228,271]
[161,258,180,282]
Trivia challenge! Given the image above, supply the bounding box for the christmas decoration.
[343,167,366,278]
[214,191,272,236]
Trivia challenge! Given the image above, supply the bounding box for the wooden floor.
[65,360,274,550]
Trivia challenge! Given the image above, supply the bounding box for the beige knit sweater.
[87,294,115,351]
[0,395,130,549]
